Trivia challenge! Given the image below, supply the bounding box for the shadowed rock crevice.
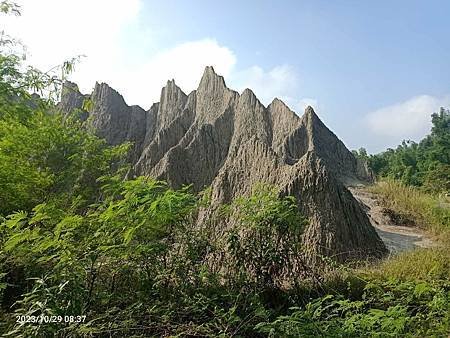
[59,66,385,262]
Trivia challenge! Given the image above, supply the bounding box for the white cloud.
[3,1,311,111]
[3,1,237,108]
[365,95,450,141]
[124,39,236,107]
[3,0,141,82]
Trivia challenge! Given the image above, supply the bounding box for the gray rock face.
[58,81,89,121]
[59,81,147,162]
[60,67,386,261]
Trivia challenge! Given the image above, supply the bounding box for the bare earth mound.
[59,66,387,262]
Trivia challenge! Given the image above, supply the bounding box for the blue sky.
[4,0,450,152]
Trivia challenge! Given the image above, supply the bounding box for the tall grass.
[365,179,450,282]
[364,247,450,281]
[369,179,450,235]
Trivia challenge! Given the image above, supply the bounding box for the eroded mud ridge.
[60,66,387,262]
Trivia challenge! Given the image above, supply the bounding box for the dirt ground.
[349,186,435,254]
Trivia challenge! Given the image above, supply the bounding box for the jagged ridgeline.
[59,66,387,261]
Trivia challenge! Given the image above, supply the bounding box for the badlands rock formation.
[60,66,387,261]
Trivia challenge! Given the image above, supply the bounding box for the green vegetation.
[1,3,449,337]
[354,108,450,193]
[256,278,450,337]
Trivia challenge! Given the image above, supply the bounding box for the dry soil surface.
[349,186,435,254]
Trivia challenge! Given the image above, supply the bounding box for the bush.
[226,184,308,290]
[255,278,450,337]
